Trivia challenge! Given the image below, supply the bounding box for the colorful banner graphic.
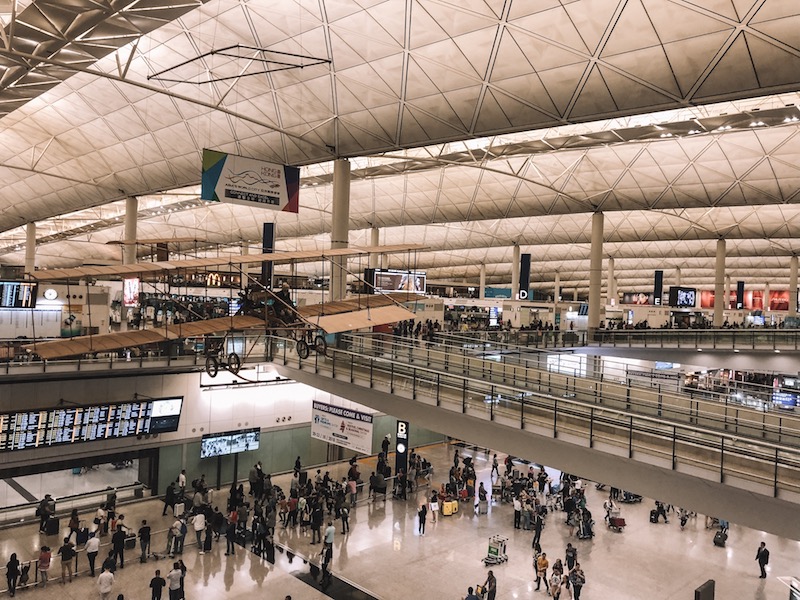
[311,401,373,454]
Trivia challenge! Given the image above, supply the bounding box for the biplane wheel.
[228,352,241,375]
[313,335,327,356]
[205,356,219,378]
[296,339,310,359]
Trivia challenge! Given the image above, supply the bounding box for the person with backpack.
[569,564,587,600]
[565,543,578,571]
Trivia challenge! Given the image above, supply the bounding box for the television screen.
[0,281,37,308]
[373,269,426,294]
[200,427,260,459]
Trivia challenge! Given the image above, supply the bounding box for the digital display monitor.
[0,396,182,452]
[123,278,140,307]
[200,427,260,459]
[773,391,797,409]
[668,286,697,308]
[0,281,37,308]
[373,269,426,294]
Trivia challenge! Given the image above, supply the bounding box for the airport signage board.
[201,149,299,213]
[310,401,373,454]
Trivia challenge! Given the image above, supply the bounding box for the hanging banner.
[311,401,373,454]
[201,149,299,212]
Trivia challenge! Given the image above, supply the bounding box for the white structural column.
[675,267,682,288]
[331,159,351,301]
[764,283,770,312]
[714,239,726,327]
[24,222,36,275]
[554,272,561,303]
[606,257,616,305]
[573,289,578,302]
[369,227,379,268]
[511,244,520,299]
[588,212,604,330]
[123,196,138,265]
[479,264,486,300]
[790,256,798,317]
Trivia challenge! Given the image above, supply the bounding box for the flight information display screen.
[0,397,182,451]
[0,281,38,308]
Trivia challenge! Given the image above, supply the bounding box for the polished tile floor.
[0,442,796,600]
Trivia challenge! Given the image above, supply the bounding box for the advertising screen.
[773,391,797,410]
[123,278,140,307]
[373,269,426,294]
[668,287,697,308]
[621,292,655,305]
[200,427,260,459]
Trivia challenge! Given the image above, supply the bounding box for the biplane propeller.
[24,244,426,377]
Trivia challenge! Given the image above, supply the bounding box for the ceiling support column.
[554,271,560,305]
[511,244,520,300]
[123,196,138,265]
[331,159,351,302]
[479,264,486,300]
[369,227,379,269]
[24,222,36,276]
[675,266,682,288]
[790,256,798,318]
[588,212,604,330]
[606,257,615,305]
[764,282,770,313]
[714,239,726,328]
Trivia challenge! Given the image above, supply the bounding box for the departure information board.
[0,397,182,452]
[0,281,37,308]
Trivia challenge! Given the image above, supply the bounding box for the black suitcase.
[298,471,308,486]
[76,527,89,546]
[713,531,727,547]
[203,533,212,552]
[124,533,137,550]
[45,517,59,536]
[649,510,658,524]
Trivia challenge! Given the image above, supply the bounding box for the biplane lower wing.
[308,305,416,334]
[25,315,269,360]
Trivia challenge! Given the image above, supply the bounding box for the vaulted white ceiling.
[1,0,800,293]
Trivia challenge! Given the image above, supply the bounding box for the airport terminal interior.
[2,1,800,599]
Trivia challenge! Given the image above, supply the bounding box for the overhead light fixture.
[749,121,766,127]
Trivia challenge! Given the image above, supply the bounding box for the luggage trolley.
[483,534,508,565]
[607,507,626,532]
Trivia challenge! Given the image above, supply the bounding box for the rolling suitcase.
[45,517,59,536]
[649,510,658,523]
[76,527,89,546]
[442,502,454,516]
[173,502,185,517]
[713,530,727,547]
[299,471,308,486]
[449,500,459,514]
[203,533,213,552]
[125,533,137,550]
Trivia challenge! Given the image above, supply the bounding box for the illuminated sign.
[123,278,140,307]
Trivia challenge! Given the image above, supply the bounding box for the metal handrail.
[270,336,800,500]
[594,327,800,351]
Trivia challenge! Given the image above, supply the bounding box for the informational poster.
[123,278,139,307]
[201,149,299,212]
[311,401,373,454]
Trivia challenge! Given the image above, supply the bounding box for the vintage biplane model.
[24,244,424,377]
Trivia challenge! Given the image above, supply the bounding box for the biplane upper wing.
[25,315,269,360]
[298,293,417,334]
[28,245,429,281]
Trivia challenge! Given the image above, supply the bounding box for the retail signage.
[653,271,663,305]
[310,401,373,454]
[518,253,531,300]
[201,149,300,213]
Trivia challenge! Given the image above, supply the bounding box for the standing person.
[177,560,187,600]
[6,553,19,597]
[535,551,549,591]
[491,454,499,477]
[294,456,302,475]
[225,518,236,556]
[166,563,182,600]
[38,495,54,533]
[191,511,206,552]
[565,543,578,571]
[418,502,427,536]
[177,470,187,498]
[57,537,76,583]
[163,482,176,516]
[340,506,349,535]
[85,532,100,576]
[324,521,335,549]
[320,544,333,583]
[513,495,522,529]
[68,509,80,537]
[482,570,497,600]
[429,490,440,523]
[111,526,126,568]
[37,546,51,588]
[149,570,166,600]
[138,520,151,563]
[97,566,114,600]
[569,564,586,600]
[465,587,481,600]
[756,542,770,578]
